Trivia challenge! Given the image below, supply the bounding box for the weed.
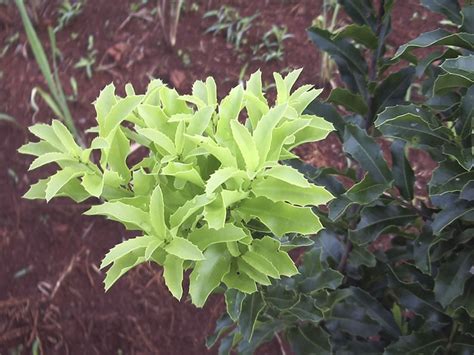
[55,0,85,33]
[74,35,97,79]
[15,0,80,142]
[253,25,293,62]
[204,6,258,50]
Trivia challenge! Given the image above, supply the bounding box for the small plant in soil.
[253,25,293,62]
[204,6,258,51]
[74,35,97,79]
[55,0,85,33]
[20,69,334,307]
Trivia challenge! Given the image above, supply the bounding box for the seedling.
[253,25,293,62]
[19,69,333,307]
[55,0,85,33]
[204,6,258,51]
[74,35,97,79]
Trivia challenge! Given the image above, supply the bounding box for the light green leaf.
[161,162,205,188]
[204,193,226,230]
[45,167,84,201]
[101,235,154,269]
[189,244,232,307]
[85,201,151,232]
[150,185,167,236]
[223,265,257,294]
[230,120,259,172]
[263,165,310,188]
[163,254,184,300]
[250,236,298,277]
[29,123,64,151]
[253,104,287,166]
[136,127,176,155]
[104,253,145,291]
[103,95,144,135]
[241,251,280,279]
[81,173,104,197]
[187,106,214,136]
[18,141,59,157]
[169,194,213,230]
[95,83,117,129]
[252,176,334,206]
[205,167,247,195]
[165,237,205,260]
[52,120,81,155]
[237,258,271,285]
[239,197,323,237]
[188,224,247,250]
[23,178,48,199]
[29,152,73,170]
[186,135,238,168]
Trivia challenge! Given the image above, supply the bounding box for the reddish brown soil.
[0,0,441,354]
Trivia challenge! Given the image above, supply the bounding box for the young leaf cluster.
[20,69,334,307]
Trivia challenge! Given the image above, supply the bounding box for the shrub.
[19,69,334,307]
[208,0,474,353]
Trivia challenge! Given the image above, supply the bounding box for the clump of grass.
[204,6,258,51]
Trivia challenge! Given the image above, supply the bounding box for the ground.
[0,0,441,353]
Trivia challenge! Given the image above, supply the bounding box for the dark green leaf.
[433,72,473,95]
[225,289,246,321]
[394,29,474,62]
[287,325,331,355]
[421,0,462,25]
[384,332,446,354]
[440,55,474,81]
[308,27,368,96]
[431,199,474,235]
[343,124,391,184]
[238,292,265,342]
[434,251,473,307]
[391,140,415,200]
[375,105,454,147]
[206,314,234,349]
[332,23,378,49]
[325,301,381,337]
[350,205,417,245]
[283,295,324,324]
[461,5,474,33]
[237,321,284,355]
[339,0,376,30]
[327,88,368,115]
[372,67,415,116]
[348,287,401,337]
[298,247,344,293]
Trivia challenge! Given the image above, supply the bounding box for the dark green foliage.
[209,0,474,353]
